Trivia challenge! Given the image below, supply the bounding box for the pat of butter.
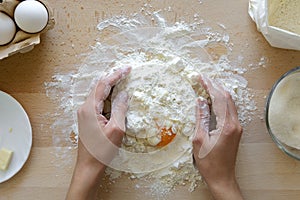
[0,148,13,171]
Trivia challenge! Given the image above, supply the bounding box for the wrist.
[207,177,243,200]
[66,161,106,200]
[74,160,106,185]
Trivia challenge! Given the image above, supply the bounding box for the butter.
[0,148,13,171]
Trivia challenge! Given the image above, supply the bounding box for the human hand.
[192,76,243,200]
[66,67,131,200]
[77,66,131,168]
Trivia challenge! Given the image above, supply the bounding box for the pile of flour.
[113,63,196,152]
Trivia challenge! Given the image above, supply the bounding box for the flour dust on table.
[45,7,256,197]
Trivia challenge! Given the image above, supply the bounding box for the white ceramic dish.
[0,91,32,183]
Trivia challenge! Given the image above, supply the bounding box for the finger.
[95,67,131,103]
[90,67,131,114]
[199,75,225,103]
[225,92,239,124]
[193,97,210,149]
[226,93,243,137]
[106,91,129,133]
[97,114,108,127]
[199,76,227,129]
[195,97,210,135]
[198,75,209,92]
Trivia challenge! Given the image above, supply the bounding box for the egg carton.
[0,0,55,60]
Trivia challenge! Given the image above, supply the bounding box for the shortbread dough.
[112,59,207,153]
[268,71,300,149]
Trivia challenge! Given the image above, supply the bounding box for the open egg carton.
[0,0,55,60]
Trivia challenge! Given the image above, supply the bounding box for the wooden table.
[1,0,300,199]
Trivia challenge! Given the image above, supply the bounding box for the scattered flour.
[45,7,257,199]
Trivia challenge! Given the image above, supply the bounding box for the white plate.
[0,91,32,183]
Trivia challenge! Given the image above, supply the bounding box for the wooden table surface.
[1,0,300,199]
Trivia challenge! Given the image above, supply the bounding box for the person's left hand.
[66,67,131,200]
[77,66,131,169]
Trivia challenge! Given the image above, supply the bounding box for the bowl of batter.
[266,66,300,160]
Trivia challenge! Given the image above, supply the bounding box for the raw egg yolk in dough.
[156,127,176,147]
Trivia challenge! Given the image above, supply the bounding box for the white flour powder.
[45,6,257,198]
[112,62,197,152]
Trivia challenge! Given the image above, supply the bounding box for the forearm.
[66,162,106,200]
[207,178,243,200]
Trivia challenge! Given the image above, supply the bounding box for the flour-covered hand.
[66,67,131,200]
[78,66,131,166]
[193,76,243,200]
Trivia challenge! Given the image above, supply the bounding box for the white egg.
[14,0,49,33]
[0,12,16,45]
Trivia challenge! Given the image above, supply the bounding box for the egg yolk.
[156,127,176,147]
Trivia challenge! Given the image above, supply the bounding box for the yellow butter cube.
[0,148,13,171]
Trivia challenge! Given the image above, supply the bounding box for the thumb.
[193,97,211,160]
[194,97,210,145]
[107,91,129,132]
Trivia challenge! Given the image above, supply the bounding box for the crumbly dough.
[268,71,300,149]
[112,59,206,153]
[268,0,300,35]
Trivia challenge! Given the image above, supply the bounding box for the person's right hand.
[193,76,243,200]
